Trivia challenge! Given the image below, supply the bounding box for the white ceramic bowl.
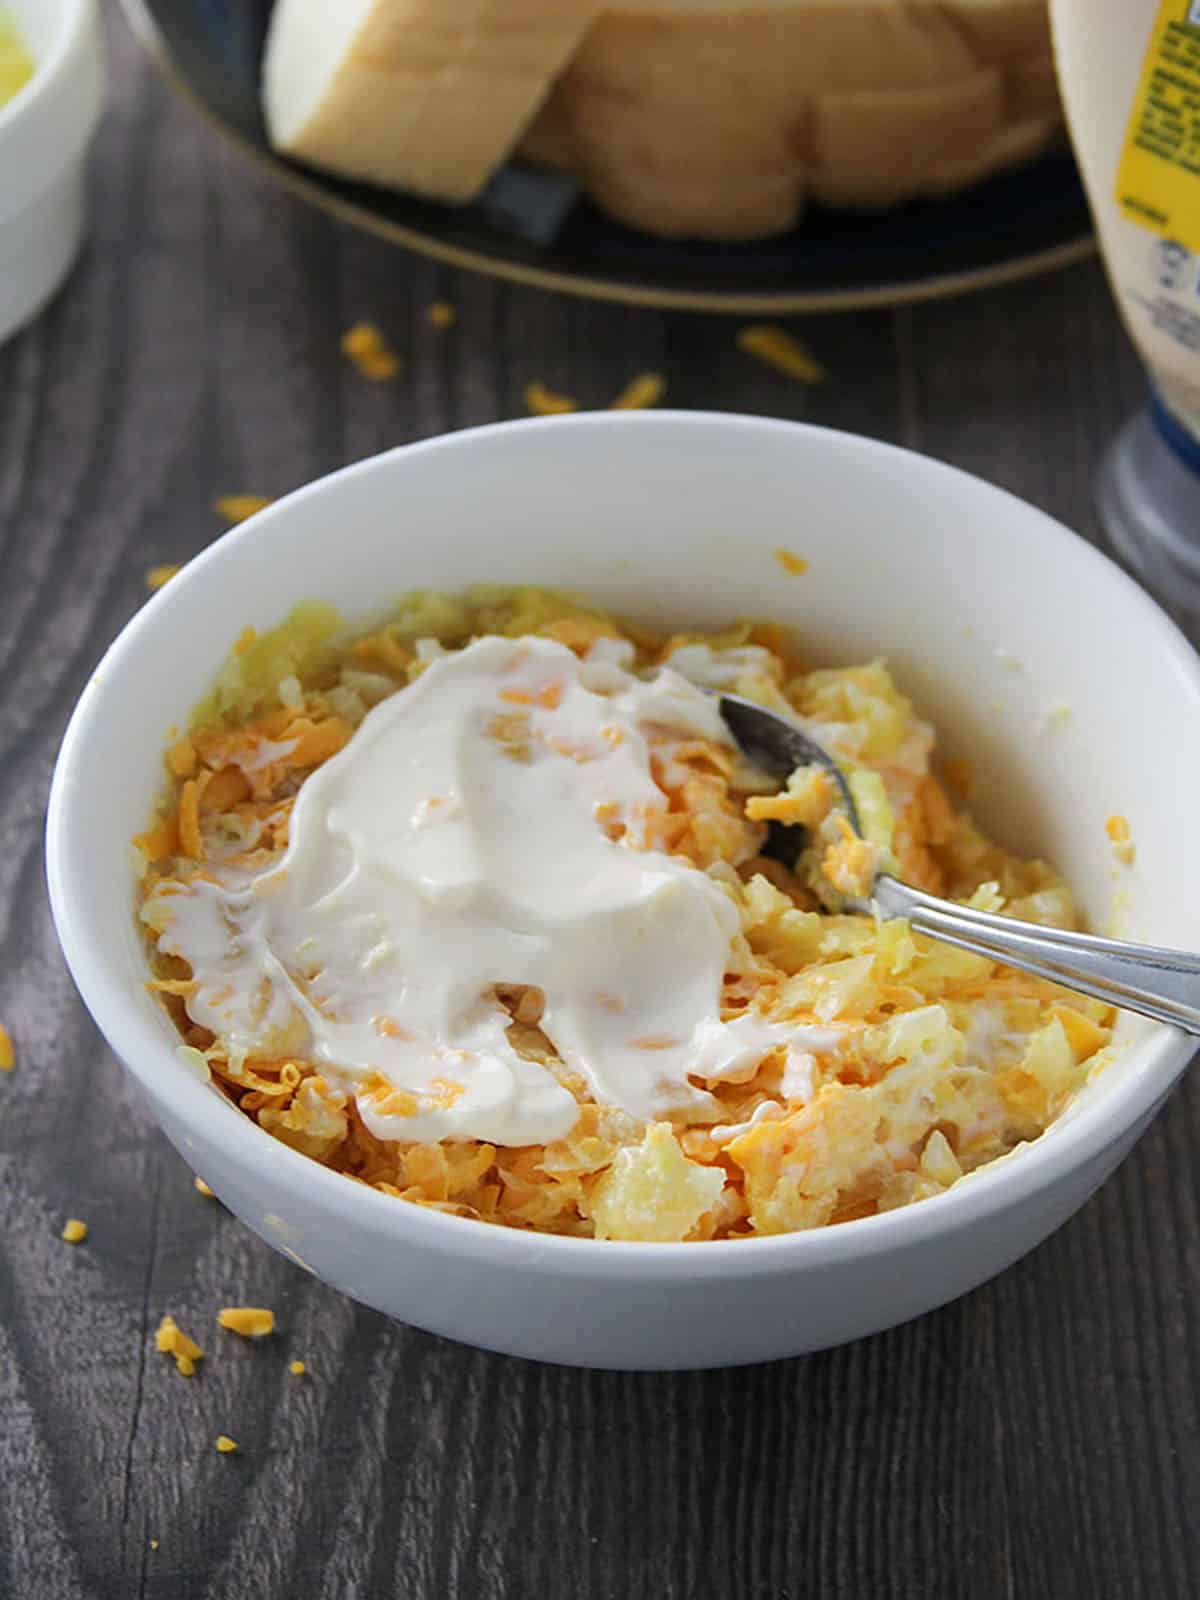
[46,413,1200,1369]
[0,0,104,345]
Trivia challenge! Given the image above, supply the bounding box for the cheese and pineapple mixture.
[136,588,1112,1242]
[0,10,32,108]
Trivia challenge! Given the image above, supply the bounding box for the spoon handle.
[873,876,1200,1036]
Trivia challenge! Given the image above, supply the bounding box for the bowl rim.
[45,410,1200,1278]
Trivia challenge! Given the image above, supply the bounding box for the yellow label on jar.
[1114,0,1200,252]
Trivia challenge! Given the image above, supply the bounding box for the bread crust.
[264,0,1060,239]
[520,1,1060,237]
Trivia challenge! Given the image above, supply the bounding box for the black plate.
[123,0,1095,314]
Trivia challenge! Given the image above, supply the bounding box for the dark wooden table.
[3,11,1199,1599]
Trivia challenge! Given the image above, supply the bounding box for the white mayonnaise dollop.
[147,636,838,1145]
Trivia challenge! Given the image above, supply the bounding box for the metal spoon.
[718,693,1200,1035]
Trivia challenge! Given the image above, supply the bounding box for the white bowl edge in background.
[45,413,1200,1368]
[0,0,105,344]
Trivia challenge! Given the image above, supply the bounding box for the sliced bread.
[263,0,602,202]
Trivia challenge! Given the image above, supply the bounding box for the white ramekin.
[0,0,104,345]
[45,413,1200,1369]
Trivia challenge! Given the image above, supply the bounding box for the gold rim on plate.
[122,0,1095,316]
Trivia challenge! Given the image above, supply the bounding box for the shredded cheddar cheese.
[340,322,401,381]
[524,381,578,416]
[194,1176,214,1198]
[217,1307,275,1339]
[134,818,178,863]
[0,1024,13,1071]
[1106,814,1135,865]
[155,1315,203,1376]
[746,767,832,828]
[289,1360,306,1376]
[1050,1004,1109,1060]
[145,565,180,592]
[165,736,197,779]
[177,779,204,861]
[61,1219,88,1244]
[774,548,809,576]
[1105,814,1130,841]
[427,301,457,329]
[737,324,826,384]
[610,372,666,410]
[821,815,878,899]
[214,496,273,525]
[215,1435,239,1454]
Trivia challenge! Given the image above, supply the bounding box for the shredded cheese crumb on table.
[427,301,456,329]
[194,1176,214,1198]
[289,1360,306,1376]
[215,1435,238,1454]
[217,1306,275,1338]
[610,372,666,410]
[736,324,826,384]
[155,1314,204,1376]
[61,1219,88,1245]
[774,547,809,576]
[340,322,401,381]
[524,380,578,416]
[149,1541,159,1552]
[145,565,180,592]
[0,1024,13,1071]
[213,495,273,525]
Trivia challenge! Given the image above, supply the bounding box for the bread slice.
[520,0,1060,238]
[262,0,602,202]
[262,0,1061,239]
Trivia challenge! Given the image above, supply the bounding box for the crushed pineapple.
[582,1124,725,1242]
